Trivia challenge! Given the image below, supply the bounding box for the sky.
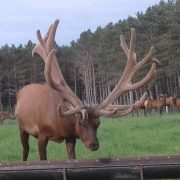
[0,0,162,47]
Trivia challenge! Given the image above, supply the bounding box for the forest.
[0,0,179,111]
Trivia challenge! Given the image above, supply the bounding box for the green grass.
[0,113,180,162]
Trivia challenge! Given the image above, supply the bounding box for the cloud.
[0,0,161,46]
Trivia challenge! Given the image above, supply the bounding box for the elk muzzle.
[85,138,99,151]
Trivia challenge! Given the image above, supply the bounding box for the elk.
[0,112,15,124]
[164,95,174,113]
[144,95,166,115]
[15,20,158,161]
[174,97,180,112]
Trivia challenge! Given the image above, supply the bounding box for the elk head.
[32,19,158,152]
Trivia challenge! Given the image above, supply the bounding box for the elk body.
[16,84,100,160]
[144,95,166,115]
[164,96,174,113]
[174,97,180,112]
[15,20,158,161]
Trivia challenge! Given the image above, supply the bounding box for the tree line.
[0,0,179,111]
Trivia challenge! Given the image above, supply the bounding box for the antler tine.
[95,29,157,117]
[120,35,128,55]
[32,20,62,83]
[127,63,156,91]
[134,92,148,109]
[95,93,147,118]
[44,49,63,90]
[32,20,58,60]
[129,29,136,57]
[34,20,88,119]
[45,51,87,117]
[46,20,59,52]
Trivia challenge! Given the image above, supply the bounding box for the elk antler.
[95,29,157,117]
[32,20,88,119]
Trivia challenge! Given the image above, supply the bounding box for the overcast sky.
[0,0,162,47]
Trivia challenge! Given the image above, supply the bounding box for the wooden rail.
[1,155,180,179]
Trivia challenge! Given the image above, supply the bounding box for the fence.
[1,155,180,180]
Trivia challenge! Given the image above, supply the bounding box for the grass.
[0,113,180,162]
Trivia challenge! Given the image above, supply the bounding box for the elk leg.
[66,137,76,159]
[19,128,29,161]
[38,135,48,160]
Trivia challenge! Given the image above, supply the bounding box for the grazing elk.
[15,20,158,161]
[144,95,166,115]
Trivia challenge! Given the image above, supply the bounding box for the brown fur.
[164,96,174,113]
[144,96,166,115]
[174,98,180,107]
[165,97,174,107]
[15,84,100,160]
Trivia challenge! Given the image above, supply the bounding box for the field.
[0,113,180,162]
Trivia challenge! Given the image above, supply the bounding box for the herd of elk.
[144,97,165,114]
[143,95,166,115]
[15,19,158,160]
[141,94,179,115]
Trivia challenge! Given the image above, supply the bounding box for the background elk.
[174,96,180,112]
[15,20,158,161]
[0,112,15,124]
[144,94,166,115]
[163,95,174,113]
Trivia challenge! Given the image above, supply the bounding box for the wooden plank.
[0,155,180,179]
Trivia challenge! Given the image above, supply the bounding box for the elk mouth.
[85,142,99,151]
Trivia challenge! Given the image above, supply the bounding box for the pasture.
[0,113,180,162]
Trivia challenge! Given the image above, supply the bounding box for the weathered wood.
[1,155,180,179]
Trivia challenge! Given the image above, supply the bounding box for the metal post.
[140,165,144,180]
[63,168,67,180]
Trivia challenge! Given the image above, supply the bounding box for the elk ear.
[57,102,79,118]
[63,100,74,110]
[56,100,73,117]
[64,100,82,118]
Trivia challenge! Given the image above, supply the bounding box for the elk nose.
[89,142,99,151]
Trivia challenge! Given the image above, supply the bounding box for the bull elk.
[15,19,158,161]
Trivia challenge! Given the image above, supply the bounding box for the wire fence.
[0,74,179,115]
